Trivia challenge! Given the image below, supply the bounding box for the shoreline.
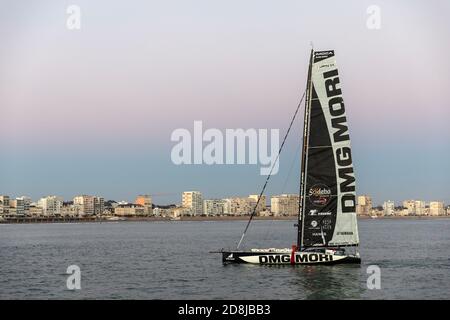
[357,215,450,220]
[1,215,449,224]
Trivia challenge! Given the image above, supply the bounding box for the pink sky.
[1,0,449,204]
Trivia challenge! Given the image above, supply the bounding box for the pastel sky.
[1,0,449,205]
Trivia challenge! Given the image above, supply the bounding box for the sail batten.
[300,50,359,248]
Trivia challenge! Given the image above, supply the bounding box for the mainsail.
[299,50,359,248]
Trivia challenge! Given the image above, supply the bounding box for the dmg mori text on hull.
[221,250,361,265]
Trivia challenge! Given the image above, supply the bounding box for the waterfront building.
[429,201,445,216]
[73,195,94,215]
[369,207,384,216]
[153,205,177,217]
[221,199,232,215]
[153,207,162,217]
[60,204,80,217]
[8,199,18,216]
[173,206,191,217]
[114,204,145,216]
[16,196,31,216]
[258,209,272,217]
[203,199,226,216]
[37,196,63,216]
[356,195,372,216]
[73,195,104,216]
[29,205,44,217]
[415,200,426,216]
[383,200,395,216]
[182,191,203,216]
[403,200,416,215]
[248,195,266,213]
[402,200,426,216]
[394,208,409,216]
[270,194,300,216]
[9,196,32,216]
[9,198,24,216]
[224,197,257,216]
[135,195,153,215]
[0,195,10,216]
[94,197,105,216]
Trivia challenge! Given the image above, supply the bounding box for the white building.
[60,203,80,217]
[224,197,257,216]
[173,206,191,218]
[429,201,445,216]
[114,204,145,216]
[9,196,32,216]
[29,205,44,217]
[222,199,232,215]
[356,195,372,216]
[73,195,94,216]
[17,196,31,215]
[182,191,203,215]
[93,197,105,215]
[415,200,426,216]
[403,200,416,215]
[37,196,63,216]
[383,200,395,216]
[203,199,226,216]
[248,195,266,213]
[0,195,10,216]
[153,205,177,218]
[402,200,426,216]
[73,195,104,216]
[271,194,299,216]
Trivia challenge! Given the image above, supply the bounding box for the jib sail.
[299,50,359,248]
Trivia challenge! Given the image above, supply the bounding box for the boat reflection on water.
[289,264,363,299]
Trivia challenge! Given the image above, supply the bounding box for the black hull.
[221,250,361,265]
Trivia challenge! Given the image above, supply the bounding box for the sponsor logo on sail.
[308,184,331,206]
[309,209,332,216]
[312,232,328,236]
[321,67,356,213]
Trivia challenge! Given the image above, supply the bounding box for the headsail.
[300,50,359,248]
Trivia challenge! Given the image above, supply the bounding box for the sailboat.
[218,49,361,265]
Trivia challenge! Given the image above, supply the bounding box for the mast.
[297,49,314,250]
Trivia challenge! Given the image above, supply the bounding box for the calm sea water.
[0,219,449,299]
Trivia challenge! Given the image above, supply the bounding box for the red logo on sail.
[308,184,331,206]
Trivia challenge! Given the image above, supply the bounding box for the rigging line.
[262,132,301,243]
[281,140,301,193]
[236,90,306,250]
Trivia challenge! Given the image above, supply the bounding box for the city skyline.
[1,0,450,205]
[2,191,449,222]
[1,191,449,209]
